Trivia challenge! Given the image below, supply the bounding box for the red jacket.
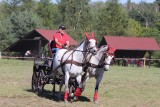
[53,32,68,48]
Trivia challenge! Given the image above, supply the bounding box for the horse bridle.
[86,50,115,69]
[54,38,97,73]
[71,39,97,53]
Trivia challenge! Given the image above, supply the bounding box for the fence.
[1,56,160,67]
[114,58,160,68]
[1,56,36,60]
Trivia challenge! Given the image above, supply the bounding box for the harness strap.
[87,63,103,68]
[60,51,70,64]
[60,50,71,74]
[64,60,85,66]
[51,50,72,75]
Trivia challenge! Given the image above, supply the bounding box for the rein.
[53,39,95,73]
[86,50,113,69]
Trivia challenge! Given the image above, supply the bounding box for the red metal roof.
[104,36,160,51]
[35,29,78,46]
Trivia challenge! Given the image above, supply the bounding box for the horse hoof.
[73,96,78,101]
[93,100,99,104]
[64,100,68,103]
[70,93,74,97]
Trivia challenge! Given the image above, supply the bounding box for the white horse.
[51,32,98,102]
[72,45,116,102]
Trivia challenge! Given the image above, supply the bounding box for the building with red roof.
[4,29,78,57]
[99,36,160,58]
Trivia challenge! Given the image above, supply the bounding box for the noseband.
[103,51,115,66]
[87,50,114,69]
[85,39,97,54]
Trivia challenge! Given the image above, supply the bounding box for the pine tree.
[36,0,57,29]
[97,0,128,36]
[58,0,92,41]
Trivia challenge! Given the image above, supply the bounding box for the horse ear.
[112,48,116,52]
[91,32,94,38]
[84,32,89,40]
[106,45,109,50]
[107,45,110,51]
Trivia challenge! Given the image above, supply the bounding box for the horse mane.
[78,39,85,47]
[99,45,108,52]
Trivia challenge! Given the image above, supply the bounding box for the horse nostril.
[93,50,96,53]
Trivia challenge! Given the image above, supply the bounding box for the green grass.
[0,59,160,107]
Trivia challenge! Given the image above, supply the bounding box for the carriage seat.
[48,40,56,58]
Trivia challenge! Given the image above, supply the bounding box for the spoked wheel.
[31,65,39,92]
[69,85,76,95]
[37,69,45,96]
[31,73,38,92]
[69,78,78,94]
[68,78,78,102]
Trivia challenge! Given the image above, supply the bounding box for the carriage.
[31,43,78,100]
[31,32,114,102]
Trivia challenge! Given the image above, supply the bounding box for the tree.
[97,0,128,36]
[90,2,106,42]
[36,0,57,29]
[0,2,8,20]
[2,0,21,14]
[140,27,160,43]
[155,12,160,31]
[10,10,44,39]
[20,0,37,11]
[0,18,15,51]
[127,2,158,28]
[126,18,142,36]
[58,0,92,41]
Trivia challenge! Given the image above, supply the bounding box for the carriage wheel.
[37,69,45,95]
[31,65,39,92]
[69,85,76,95]
[68,79,77,97]
[31,73,38,92]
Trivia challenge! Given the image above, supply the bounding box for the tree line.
[0,0,160,63]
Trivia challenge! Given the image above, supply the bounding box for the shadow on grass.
[26,89,90,102]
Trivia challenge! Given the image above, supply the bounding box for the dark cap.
[59,25,66,30]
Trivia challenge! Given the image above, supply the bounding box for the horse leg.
[93,76,102,103]
[64,72,69,102]
[57,76,64,99]
[81,72,90,90]
[73,75,83,99]
[51,71,57,97]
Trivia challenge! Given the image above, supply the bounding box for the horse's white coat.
[81,45,115,102]
[51,37,98,101]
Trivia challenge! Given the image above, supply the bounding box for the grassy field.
[0,59,160,107]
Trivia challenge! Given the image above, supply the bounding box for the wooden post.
[143,58,146,68]
[148,51,152,68]
[38,38,42,57]
[34,37,42,58]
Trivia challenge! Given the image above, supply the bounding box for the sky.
[91,0,155,4]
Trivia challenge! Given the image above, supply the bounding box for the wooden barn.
[99,36,160,58]
[4,29,78,57]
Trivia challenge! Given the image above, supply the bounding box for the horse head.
[103,46,116,71]
[84,32,98,55]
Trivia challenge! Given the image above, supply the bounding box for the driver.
[52,25,69,53]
